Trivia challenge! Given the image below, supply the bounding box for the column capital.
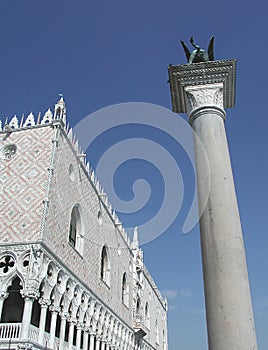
[49,304,61,313]
[20,289,39,300]
[185,83,224,113]
[168,59,236,113]
[39,297,51,307]
[59,310,69,319]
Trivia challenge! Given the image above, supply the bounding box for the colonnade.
[0,252,154,350]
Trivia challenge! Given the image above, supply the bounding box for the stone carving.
[185,83,224,114]
[0,144,17,160]
[181,36,214,64]
[0,254,15,274]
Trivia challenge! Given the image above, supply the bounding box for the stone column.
[82,327,89,350]
[0,292,8,319]
[101,338,107,350]
[68,321,75,350]
[95,334,101,350]
[76,323,83,350]
[89,332,96,350]
[49,305,60,348]
[38,298,51,345]
[168,60,257,349]
[20,290,39,339]
[59,312,68,349]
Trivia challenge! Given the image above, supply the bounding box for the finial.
[131,226,139,249]
[54,94,66,121]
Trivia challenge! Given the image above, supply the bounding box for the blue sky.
[1,1,268,349]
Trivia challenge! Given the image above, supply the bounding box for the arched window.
[145,302,150,329]
[100,246,110,285]
[122,272,129,307]
[135,297,141,322]
[69,205,84,255]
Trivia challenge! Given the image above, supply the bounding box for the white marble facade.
[0,98,168,350]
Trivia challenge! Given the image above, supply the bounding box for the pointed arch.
[1,276,24,323]
[144,302,150,329]
[122,272,129,307]
[100,246,110,285]
[69,204,84,255]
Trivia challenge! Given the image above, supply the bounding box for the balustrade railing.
[0,322,21,338]
[0,322,94,350]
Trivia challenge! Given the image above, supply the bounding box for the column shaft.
[68,323,75,350]
[89,333,95,350]
[83,330,89,350]
[49,310,58,348]
[76,327,82,349]
[38,304,48,344]
[191,106,257,349]
[20,297,34,339]
[59,316,67,349]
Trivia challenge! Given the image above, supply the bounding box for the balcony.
[0,323,76,350]
[133,316,148,338]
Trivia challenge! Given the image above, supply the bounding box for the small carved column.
[20,290,39,339]
[38,298,51,345]
[95,334,101,350]
[68,321,76,350]
[75,323,83,350]
[101,337,107,350]
[49,305,60,348]
[0,291,8,319]
[82,327,90,350]
[89,332,96,350]
[59,312,69,349]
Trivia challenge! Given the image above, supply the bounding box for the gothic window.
[69,205,84,255]
[100,246,110,285]
[122,272,129,307]
[145,302,150,329]
[135,297,141,321]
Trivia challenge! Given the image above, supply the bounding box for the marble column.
[59,312,68,349]
[82,328,89,350]
[68,321,75,350]
[95,334,101,350]
[49,305,60,348]
[0,292,8,319]
[168,60,258,349]
[38,298,51,345]
[76,323,83,350]
[89,332,95,350]
[20,290,39,339]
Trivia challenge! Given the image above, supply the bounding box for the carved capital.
[185,83,224,115]
[20,289,39,300]
[49,304,61,313]
[59,311,69,320]
[39,298,51,308]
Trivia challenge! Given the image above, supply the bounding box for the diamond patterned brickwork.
[42,130,134,325]
[0,126,53,243]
